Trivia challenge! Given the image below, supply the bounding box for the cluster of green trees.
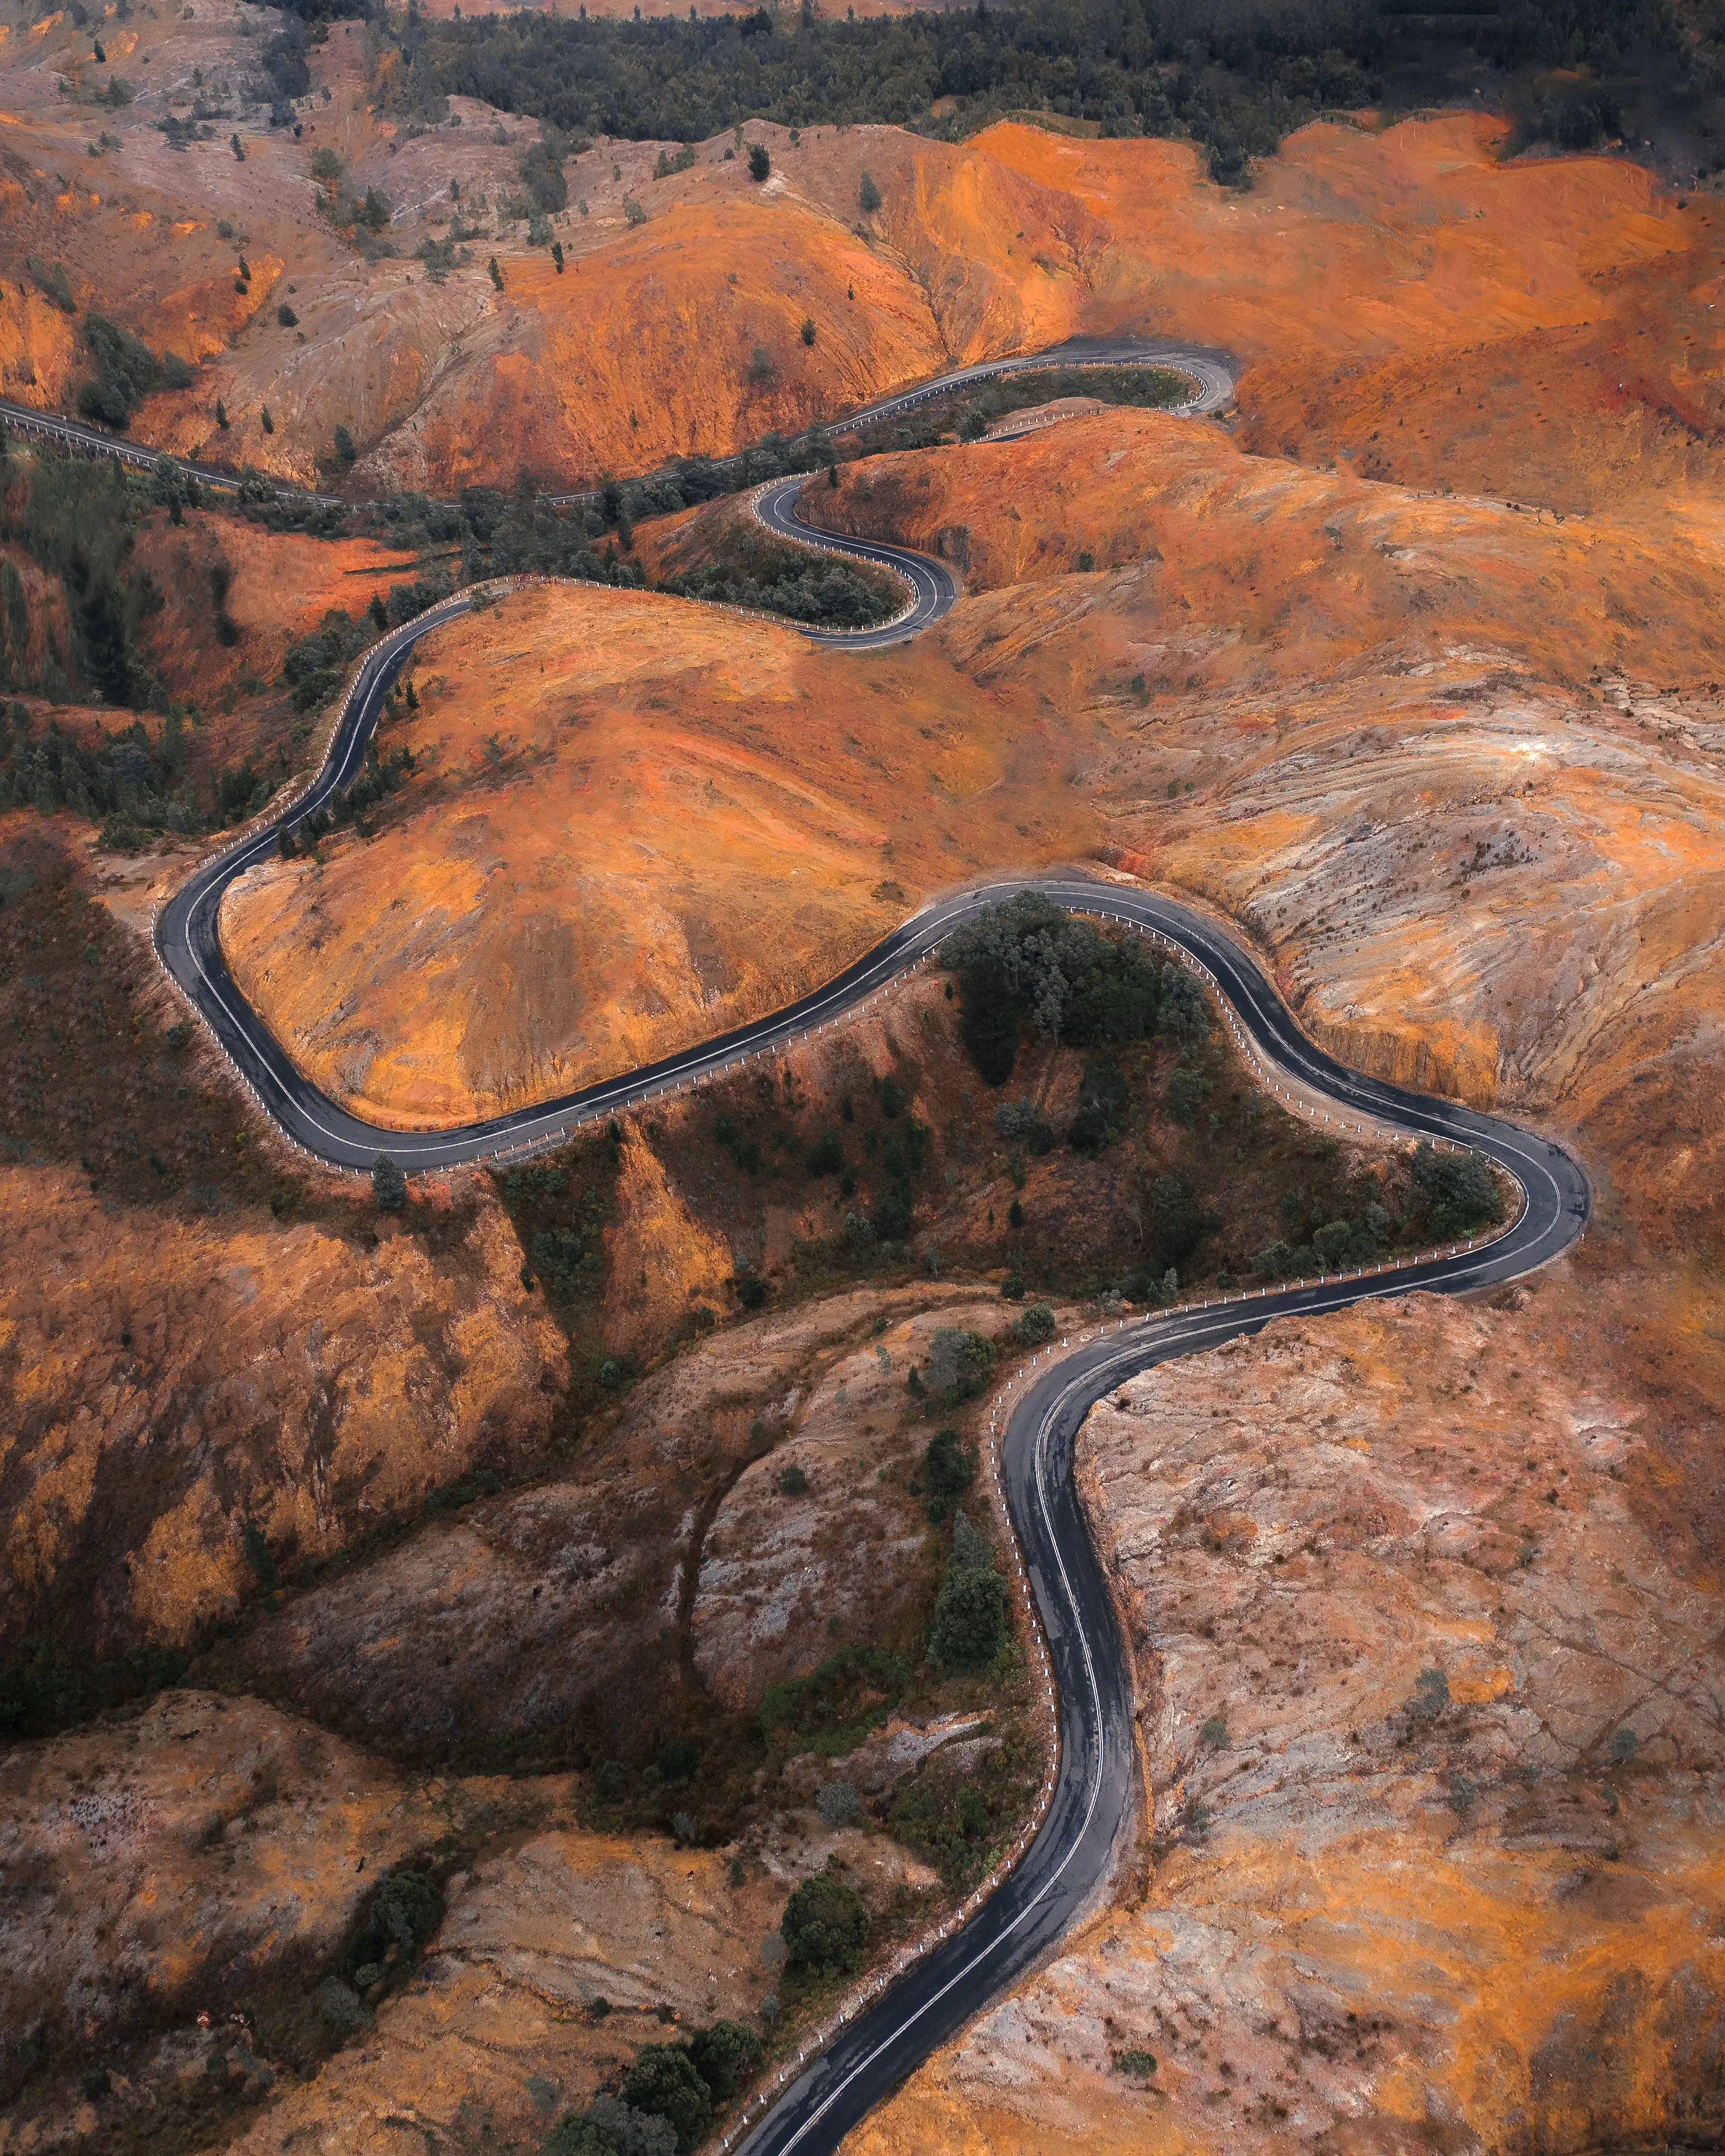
[0,701,189,827]
[0,443,168,710]
[388,0,1384,184]
[943,891,1208,1086]
[711,1069,927,1245]
[78,312,196,429]
[544,2019,765,2154]
[659,528,900,630]
[313,1865,445,2037]
[379,0,1725,182]
[283,738,414,849]
[0,1632,189,1740]
[1249,1139,1499,1280]
[945,362,1190,437]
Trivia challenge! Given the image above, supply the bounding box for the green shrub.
[922,1326,994,1403]
[656,1737,700,1785]
[1408,1666,1449,1723]
[620,2046,712,2152]
[928,1513,1009,1672]
[929,1555,1009,1672]
[747,142,770,181]
[758,1644,909,1753]
[1162,1069,1212,1127]
[352,1867,443,1964]
[545,2097,674,2155]
[858,170,881,213]
[1012,1301,1055,1347]
[1411,1140,1499,1237]
[806,1128,844,1177]
[314,1976,366,2035]
[686,2018,762,2102]
[780,1873,868,1973]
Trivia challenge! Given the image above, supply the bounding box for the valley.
[2,10,1724,2155]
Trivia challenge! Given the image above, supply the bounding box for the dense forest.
[356,0,1721,183]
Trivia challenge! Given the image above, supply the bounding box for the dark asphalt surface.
[751,475,958,648]
[727,891,1589,2155]
[0,332,1232,511]
[142,332,1591,2155]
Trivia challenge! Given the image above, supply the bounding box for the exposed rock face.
[223,1286,999,1753]
[689,1299,1010,1707]
[0,1698,821,2155]
[0,1167,566,1655]
[214,1829,793,2156]
[0,1690,444,2090]
[852,1282,1725,2154]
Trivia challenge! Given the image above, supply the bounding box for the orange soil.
[2,11,1712,506]
[804,411,1725,1167]
[217,577,1089,1125]
[856,1274,1725,2155]
[132,508,422,710]
[1,1160,566,1651]
[219,402,1725,1140]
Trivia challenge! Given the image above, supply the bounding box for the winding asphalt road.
[141,337,1592,2152]
[0,334,1231,512]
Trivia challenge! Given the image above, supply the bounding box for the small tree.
[276,302,298,327]
[929,1511,1009,1671]
[368,592,388,631]
[619,2046,712,2153]
[747,142,771,182]
[215,398,229,429]
[551,240,565,272]
[800,315,815,346]
[259,406,274,435]
[687,2019,762,2102]
[781,1873,869,1974]
[1013,1301,1054,1347]
[858,169,881,214]
[488,255,504,291]
[372,1152,407,1212]
[334,423,356,463]
[921,1426,975,1523]
[230,132,245,161]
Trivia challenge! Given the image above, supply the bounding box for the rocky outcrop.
[854,1278,1725,2154]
